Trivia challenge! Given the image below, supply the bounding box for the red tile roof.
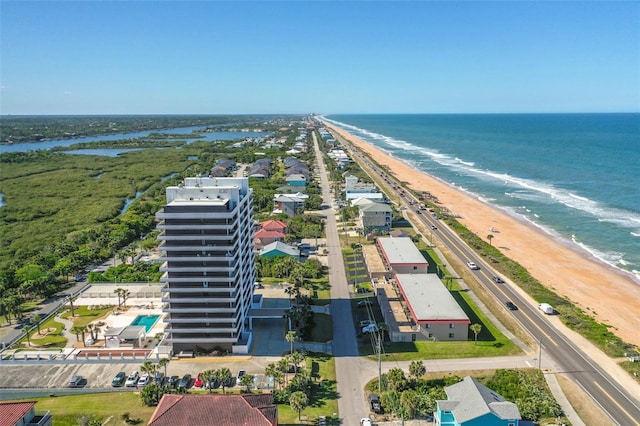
[254,229,286,239]
[0,401,36,426]
[260,220,288,232]
[148,394,277,426]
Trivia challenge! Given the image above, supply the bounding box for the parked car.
[206,378,220,389]
[125,372,139,387]
[362,323,379,334]
[178,374,192,389]
[492,276,505,284]
[359,319,375,328]
[137,373,151,387]
[167,375,180,388]
[466,261,480,270]
[154,372,165,385]
[357,299,372,307]
[369,393,382,414]
[111,372,126,387]
[360,419,372,426]
[505,301,518,311]
[236,370,246,385]
[68,375,83,388]
[194,373,204,388]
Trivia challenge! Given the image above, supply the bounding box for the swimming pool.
[130,315,160,332]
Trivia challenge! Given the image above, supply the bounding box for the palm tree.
[158,358,170,377]
[85,323,95,341]
[122,290,131,309]
[289,391,309,420]
[201,369,215,393]
[114,288,124,308]
[33,314,42,335]
[487,234,494,246]
[239,374,254,393]
[215,368,232,394]
[141,360,158,376]
[409,360,426,381]
[23,327,32,347]
[470,323,482,345]
[285,330,298,355]
[71,325,86,342]
[67,295,77,317]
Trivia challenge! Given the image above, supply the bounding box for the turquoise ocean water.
[325,114,640,282]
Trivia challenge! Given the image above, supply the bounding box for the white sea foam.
[631,232,640,238]
[327,117,640,235]
[571,234,629,271]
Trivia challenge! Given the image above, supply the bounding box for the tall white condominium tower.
[156,177,256,354]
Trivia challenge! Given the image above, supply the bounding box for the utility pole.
[538,336,543,370]
[377,331,382,393]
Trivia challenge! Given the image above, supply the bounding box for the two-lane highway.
[331,128,640,425]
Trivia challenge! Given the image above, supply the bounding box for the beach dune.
[324,122,640,348]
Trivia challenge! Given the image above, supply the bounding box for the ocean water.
[325,114,640,282]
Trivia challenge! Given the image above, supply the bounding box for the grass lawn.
[13,392,156,426]
[62,306,113,328]
[278,352,339,425]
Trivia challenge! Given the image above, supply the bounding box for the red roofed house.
[0,401,52,426]
[148,393,277,426]
[254,229,286,250]
[260,220,288,234]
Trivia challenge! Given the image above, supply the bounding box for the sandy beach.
[324,122,640,348]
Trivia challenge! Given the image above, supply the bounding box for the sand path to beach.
[325,123,640,348]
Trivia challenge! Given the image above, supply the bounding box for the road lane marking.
[593,380,640,426]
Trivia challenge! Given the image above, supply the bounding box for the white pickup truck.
[539,303,554,314]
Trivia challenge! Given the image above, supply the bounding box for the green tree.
[289,391,309,420]
[240,374,254,393]
[215,368,232,394]
[385,367,407,392]
[141,360,158,376]
[470,323,482,345]
[409,360,426,381]
[201,369,216,393]
[400,389,420,419]
[33,314,42,335]
[285,330,298,355]
[140,382,165,406]
[487,234,494,246]
[158,357,170,377]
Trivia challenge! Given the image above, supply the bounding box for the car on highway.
[492,276,505,284]
[430,225,437,230]
[125,371,139,387]
[466,261,480,270]
[111,372,126,387]
[505,301,518,311]
[137,373,151,387]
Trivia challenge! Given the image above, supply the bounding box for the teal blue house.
[436,376,521,426]
[259,241,301,261]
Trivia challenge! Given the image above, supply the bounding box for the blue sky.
[1,1,639,114]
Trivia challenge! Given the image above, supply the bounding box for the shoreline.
[322,121,640,348]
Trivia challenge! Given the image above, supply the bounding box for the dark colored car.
[111,372,126,387]
[167,375,180,388]
[505,301,518,311]
[178,374,192,389]
[369,393,382,414]
[492,276,505,284]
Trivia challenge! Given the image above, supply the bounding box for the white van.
[539,303,554,314]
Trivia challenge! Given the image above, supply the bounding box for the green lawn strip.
[62,306,113,329]
[620,360,640,385]
[13,317,67,350]
[11,392,156,426]
[278,352,338,425]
